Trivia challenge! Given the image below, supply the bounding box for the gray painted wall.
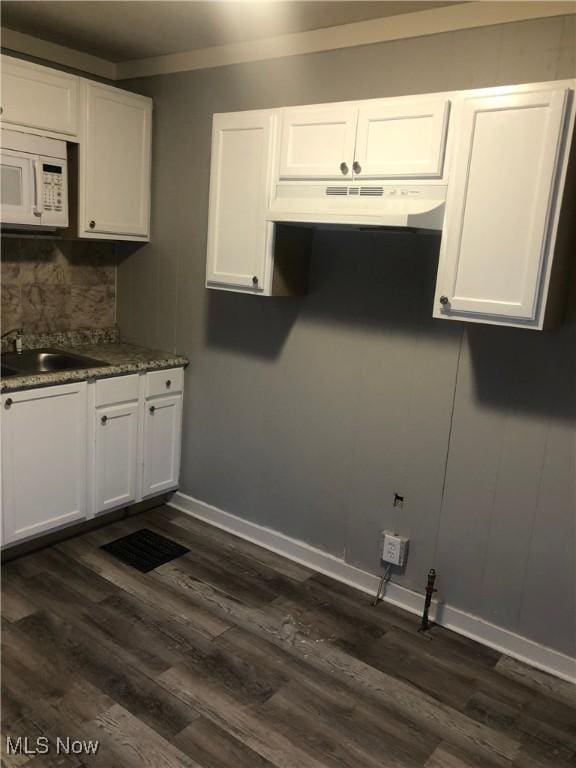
[118,15,576,656]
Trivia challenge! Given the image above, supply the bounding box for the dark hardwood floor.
[2,505,575,767]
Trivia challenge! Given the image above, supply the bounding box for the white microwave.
[1,129,68,230]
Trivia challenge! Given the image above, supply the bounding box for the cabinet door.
[141,394,182,498]
[279,105,357,180]
[206,110,275,291]
[1,382,87,544]
[0,55,79,136]
[354,97,449,179]
[435,88,569,325]
[81,81,152,239]
[94,402,139,514]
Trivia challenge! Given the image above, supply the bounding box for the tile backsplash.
[1,238,116,333]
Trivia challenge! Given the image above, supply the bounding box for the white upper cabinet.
[353,97,450,179]
[206,82,574,325]
[206,110,276,291]
[279,104,357,180]
[434,87,570,328]
[80,81,152,240]
[278,98,449,181]
[0,56,153,242]
[0,55,79,136]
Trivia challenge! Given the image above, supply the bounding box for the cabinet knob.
[149,405,156,414]
[101,415,108,424]
[4,397,13,410]
[166,379,171,389]
[0,107,3,116]
[439,295,450,306]
[353,161,361,174]
[340,162,349,175]
[252,276,259,286]
[89,220,96,229]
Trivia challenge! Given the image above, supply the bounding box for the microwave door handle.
[33,159,43,217]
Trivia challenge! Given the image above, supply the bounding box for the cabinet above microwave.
[0,56,79,136]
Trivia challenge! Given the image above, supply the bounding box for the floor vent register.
[100,528,190,572]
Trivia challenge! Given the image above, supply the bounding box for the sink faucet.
[1,328,24,353]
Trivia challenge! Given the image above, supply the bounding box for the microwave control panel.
[42,163,64,212]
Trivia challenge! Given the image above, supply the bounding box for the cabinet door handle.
[352,161,361,174]
[89,220,96,229]
[4,397,13,410]
[149,405,156,414]
[101,415,108,424]
[166,379,172,389]
[340,162,349,175]
[439,295,450,306]
[252,276,258,286]
[33,159,44,217]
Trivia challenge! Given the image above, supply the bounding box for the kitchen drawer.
[146,368,184,398]
[95,374,140,406]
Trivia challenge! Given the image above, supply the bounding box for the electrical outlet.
[381,532,409,567]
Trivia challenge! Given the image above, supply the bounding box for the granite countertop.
[1,339,188,394]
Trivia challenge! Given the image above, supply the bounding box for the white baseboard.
[169,491,576,684]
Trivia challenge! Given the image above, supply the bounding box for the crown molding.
[116,1,576,80]
[1,27,117,80]
[2,2,575,84]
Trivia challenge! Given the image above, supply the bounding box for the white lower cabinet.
[91,373,141,516]
[1,382,87,544]
[1,368,184,546]
[94,401,140,514]
[141,393,183,498]
[91,368,184,515]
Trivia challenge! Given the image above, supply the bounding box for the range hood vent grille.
[272,183,447,231]
[325,186,385,197]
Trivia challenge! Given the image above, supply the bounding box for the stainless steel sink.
[1,364,18,378]
[2,348,110,375]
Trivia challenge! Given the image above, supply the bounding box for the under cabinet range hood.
[268,183,447,231]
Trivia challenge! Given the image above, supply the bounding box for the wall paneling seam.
[432,324,465,569]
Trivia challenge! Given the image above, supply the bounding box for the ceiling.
[0,1,457,62]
